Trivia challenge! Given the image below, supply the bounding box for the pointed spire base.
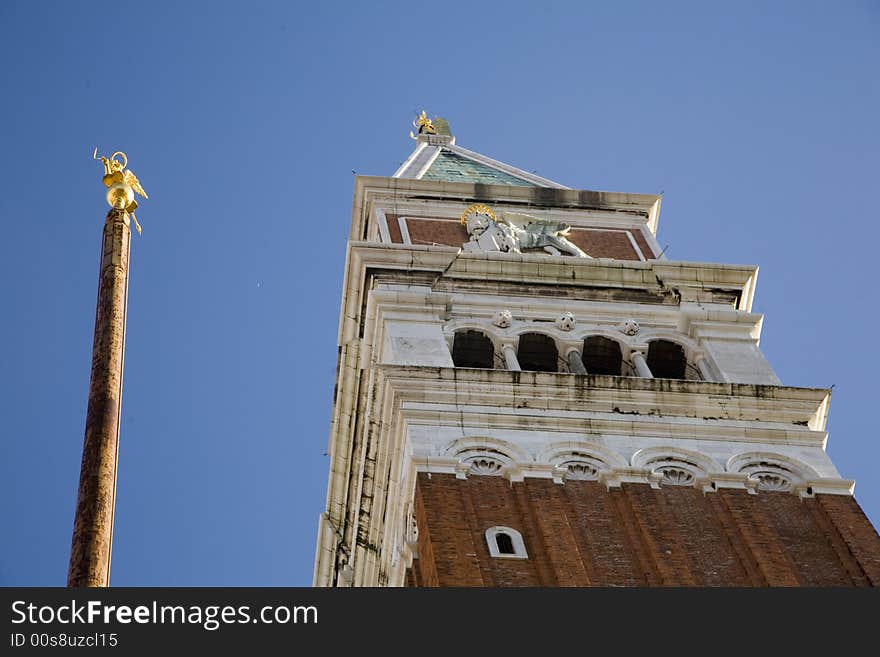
[416,132,455,146]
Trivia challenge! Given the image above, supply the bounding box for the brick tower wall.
[408,473,880,587]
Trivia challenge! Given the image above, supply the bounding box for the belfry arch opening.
[451,330,494,369]
[646,339,687,379]
[581,336,623,375]
[517,333,558,372]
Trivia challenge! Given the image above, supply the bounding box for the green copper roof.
[421,149,536,186]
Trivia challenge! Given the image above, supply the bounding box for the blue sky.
[1,1,878,585]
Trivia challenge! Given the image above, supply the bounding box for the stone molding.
[338,242,760,345]
[412,453,853,498]
[353,175,662,237]
[383,366,831,435]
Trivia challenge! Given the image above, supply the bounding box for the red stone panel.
[405,218,469,248]
[391,216,646,260]
[565,229,639,260]
[632,229,656,259]
[385,213,403,243]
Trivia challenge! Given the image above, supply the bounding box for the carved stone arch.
[640,331,709,377]
[554,454,606,480]
[507,323,563,339]
[727,451,820,492]
[727,451,820,478]
[444,436,531,476]
[444,320,507,369]
[450,329,495,369]
[507,323,628,348]
[445,320,513,372]
[632,447,723,487]
[538,441,629,469]
[580,334,625,376]
[444,320,505,348]
[443,436,533,463]
[573,328,633,350]
[567,328,635,375]
[632,446,723,473]
[637,329,701,354]
[512,330,560,372]
[640,333,696,380]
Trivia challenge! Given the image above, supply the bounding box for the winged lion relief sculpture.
[460,204,590,258]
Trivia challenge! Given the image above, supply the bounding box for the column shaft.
[631,351,653,378]
[567,350,588,375]
[502,344,521,371]
[68,209,131,587]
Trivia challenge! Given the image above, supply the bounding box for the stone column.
[694,354,715,382]
[630,350,653,378]
[566,347,588,375]
[501,343,521,371]
[68,208,131,587]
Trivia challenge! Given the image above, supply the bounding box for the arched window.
[646,339,687,379]
[495,532,515,554]
[582,336,622,375]
[451,330,494,369]
[485,526,528,559]
[517,333,558,372]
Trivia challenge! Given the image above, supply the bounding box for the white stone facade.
[314,173,853,588]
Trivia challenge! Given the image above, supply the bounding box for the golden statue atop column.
[68,149,147,587]
[93,149,148,233]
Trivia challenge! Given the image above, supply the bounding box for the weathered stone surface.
[315,139,879,588]
[68,209,130,588]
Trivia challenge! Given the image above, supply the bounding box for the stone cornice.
[338,242,760,343]
[401,407,826,448]
[350,242,757,298]
[377,365,832,434]
[352,175,663,238]
[408,457,854,498]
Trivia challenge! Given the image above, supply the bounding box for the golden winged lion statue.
[409,110,436,140]
[93,149,147,234]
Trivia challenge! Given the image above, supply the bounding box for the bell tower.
[314,115,880,587]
